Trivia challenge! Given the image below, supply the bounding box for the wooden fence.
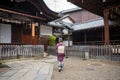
[0,45,44,60]
[48,45,120,61]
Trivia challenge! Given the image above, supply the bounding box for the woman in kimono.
[56,38,66,72]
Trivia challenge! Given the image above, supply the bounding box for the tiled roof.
[73,18,116,31]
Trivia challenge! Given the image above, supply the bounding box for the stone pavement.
[52,57,120,80]
[0,56,57,80]
[1,56,120,80]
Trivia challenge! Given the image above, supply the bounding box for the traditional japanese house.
[62,8,117,45]
[68,0,120,45]
[61,8,103,45]
[57,5,120,61]
[0,0,59,45]
[0,0,62,59]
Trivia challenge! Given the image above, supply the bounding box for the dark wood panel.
[22,35,32,44]
[11,24,22,43]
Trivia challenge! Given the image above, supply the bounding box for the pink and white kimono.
[56,43,65,62]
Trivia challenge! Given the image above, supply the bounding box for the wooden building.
[61,8,101,23]
[0,0,59,45]
[63,8,119,45]
[67,0,120,45]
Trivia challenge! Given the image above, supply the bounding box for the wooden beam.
[0,7,45,20]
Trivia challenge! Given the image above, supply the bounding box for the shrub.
[48,35,56,46]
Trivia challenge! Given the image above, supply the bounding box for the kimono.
[56,42,65,62]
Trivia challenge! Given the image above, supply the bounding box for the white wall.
[0,23,11,43]
[40,25,53,36]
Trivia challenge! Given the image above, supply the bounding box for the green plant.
[48,35,56,46]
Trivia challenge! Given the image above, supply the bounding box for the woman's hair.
[59,38,63,42]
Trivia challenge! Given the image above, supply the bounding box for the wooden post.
[38,23,41,44]
[102,31,104,44]
[84,31,86,45]
[32,23,35,37]
[104,9,109,45]
[44,36,48,52]
[32,22,35,44]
